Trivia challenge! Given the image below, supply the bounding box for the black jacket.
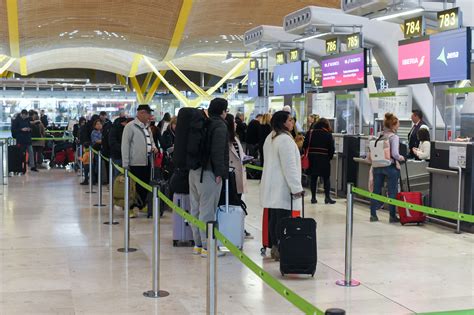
[109,120,125,160]
[235,117,247,143]
[160,128,175,152]
[258,124,272,149]
[303,128,335,178]
[206,116,229,179]
[246,119,260,145]
[407,120,426,158]
[12,116,32,145]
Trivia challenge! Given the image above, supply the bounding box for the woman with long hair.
[303,118,336,204]
[258,113,272,165]
[260,111,304,260]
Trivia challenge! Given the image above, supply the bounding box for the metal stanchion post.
[336,183,360,287]
[456,166,462,234]
[4,140,8,184]
[94,153,106,207]
[104,159,118,225]
[118,169,137,253]
[0,141,4,186]
[206,221,217,315]
[325,308,346,315]
[86,148,96,194]
[144,184,169,298]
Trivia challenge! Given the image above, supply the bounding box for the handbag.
[301,130,313,170]
[154,150,164,168]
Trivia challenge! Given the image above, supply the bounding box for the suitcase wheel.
[311,272,315,277]
[281,272,285,277]
[260,247,266,256]
[401,223,405,226]
[173,240,178,247]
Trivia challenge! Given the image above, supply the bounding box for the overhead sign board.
[311,67,322,87]
[326,37,340,55]
[321,49,367,91]
[346,33,362,50]
[438,7,462,32]
[404,16,425,39]
[248,69,260,97]
[273,61,304,96]
[289,49,302,62]
[398,37,430,85]
[430,28,471,83]
[249,59,258,70]
[276,51,286,65]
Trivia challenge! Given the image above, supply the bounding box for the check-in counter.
[330,134,360,197]
[428,141,474,233]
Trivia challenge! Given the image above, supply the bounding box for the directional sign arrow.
[289,73,299,84]
[250,80,256,88]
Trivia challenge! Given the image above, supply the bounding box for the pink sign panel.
[398,40,430,83]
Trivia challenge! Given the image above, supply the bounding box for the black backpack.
[173,107,211,171]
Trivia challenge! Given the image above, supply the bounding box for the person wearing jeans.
[12,110,37,172]
[369,113,404,223]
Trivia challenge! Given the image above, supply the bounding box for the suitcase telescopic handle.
[290,193,305,218]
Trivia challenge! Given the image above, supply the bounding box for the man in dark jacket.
[108,117,130,177]
[12,110,37,172]
[245,114,262,158]
[235,112,247,143]
[189,98,229,257]
[40,110,48,129]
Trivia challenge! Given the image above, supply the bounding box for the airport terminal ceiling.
[0,0,339,77]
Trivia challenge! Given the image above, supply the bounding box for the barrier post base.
[143,290,169,298]
[85,191,96,194]
[336,280,360,287]
[103,221,119,225]
[93,203,106,207]
[117,248,137,253]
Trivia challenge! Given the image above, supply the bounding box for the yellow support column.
[163,0,194,62]
[130,77,145,104]
[141,72,153,94]
[144,71,167,104]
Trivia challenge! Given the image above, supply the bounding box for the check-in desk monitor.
[428,141,473,232]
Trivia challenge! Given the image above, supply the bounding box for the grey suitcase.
[172,193,194,247]
[216,178,245,250]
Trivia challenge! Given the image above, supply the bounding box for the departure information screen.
[398,37,430,85]
[273,61,304,96]
[321,49,367,91]
[430,28,470,83]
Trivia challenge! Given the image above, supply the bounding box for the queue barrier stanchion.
[144,183,169,298]
[456,166,462,234]
[118,169,137,253]
[104,157,119,225]
[336,183,360,287]
[93,152,106,207]
[206,221,218,315]
[325,309,346,315]
[86,148,96,194]
[0,141,4,186]
[78,145,83,178]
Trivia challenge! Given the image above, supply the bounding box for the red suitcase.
[397,192,425,225]
[261,208,301,255]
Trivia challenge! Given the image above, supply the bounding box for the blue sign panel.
[430,28,471,83]
[248,69,260,97]
[273,61,304,96]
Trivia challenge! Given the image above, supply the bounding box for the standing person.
[31,112,46,168]
[158,112,171,136]
[121,105,158,217]
[99,111,111,127]
[160,116,177,152]
[235,112,247,142]
[407,109,428,159]
[12,110,37,172]
[369,113,404,223]
[245,114,262,158]
[303,118,336,204]
[109,117,131,178]
[91,119,103,185]
[258,113,272,165]
[260,111,304,260]
[189,98,229,257]
[225,114,253,239]
[40,109,48,129]
[413,128,431,161]
[307,114,320,133]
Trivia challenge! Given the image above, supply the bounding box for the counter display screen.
[321,49,367,91]
[430,28,470,83]
[398,38,430,85]
[248,69,260,97]
[273,61,304,96]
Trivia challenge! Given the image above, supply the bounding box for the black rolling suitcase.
[8,145,26,173]
[279,194,317,277]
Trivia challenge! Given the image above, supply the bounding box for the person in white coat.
[260,110,304,260]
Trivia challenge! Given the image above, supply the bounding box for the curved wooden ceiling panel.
[0,1,9,55]
[17,0,183,59]
[176,0,339,56]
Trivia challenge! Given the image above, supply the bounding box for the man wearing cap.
[121,104,158,217]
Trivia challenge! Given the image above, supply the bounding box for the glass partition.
[335,93,359,134]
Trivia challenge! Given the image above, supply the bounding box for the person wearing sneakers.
[121,104,158,218]
[189,98,229,258]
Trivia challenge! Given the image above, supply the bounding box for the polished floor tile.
[0,169,472,314]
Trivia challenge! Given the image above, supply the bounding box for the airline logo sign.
[430,28,470,83]
[273,61,304,96]
[398,39,430,84]
[248,69,260,97]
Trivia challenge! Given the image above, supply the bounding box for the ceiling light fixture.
[374,7,424,21]
[294,32,330,43]
[249,47,272,57]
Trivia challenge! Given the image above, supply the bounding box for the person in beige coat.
[260,111,304,260]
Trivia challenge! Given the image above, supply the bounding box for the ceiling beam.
[163,0,194,62]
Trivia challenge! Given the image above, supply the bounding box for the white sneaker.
[192,246,202,255]
[201,248,226,258]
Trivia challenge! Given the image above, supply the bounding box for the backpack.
[369,134,393,168]
[174,107,211,171]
